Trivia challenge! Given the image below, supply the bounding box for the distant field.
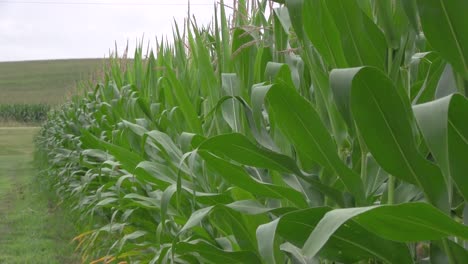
[0,59,105,104]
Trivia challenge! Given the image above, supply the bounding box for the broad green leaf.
[386,182,421,205]
[198,133,346,206]
[123,193,161,210]
[199,133,302,175]
[160,184,178,232]
[264,62,296,89]
[375,0,409,50]
[302,0,348,68]
[329,67,362,131]
[199,151,308,208]
[250,83,275,147]
[341,66,448,211]
[266,82,365,203]
[144,130,184,162]
[231,28,257,97]
[410,52,446,104]
[273,8,289,63]
[257,207,413,264]
[254,47,273,84]
[447,95,468,200]
[137,97,153,121]
[401,0,419,32]
[285,0,305,41]
[96,197,118,207]
[81,130,180,188]
[122,119,148,136]
[364,154,389,198]
[180,200,288,252]
[256,219,280,264]
[285,54,304,92]
[414,94,468,201]
[217,0,232,73]
[417,0,468,78]
[192,189,234,205]
[80,129,142,174]
[191,22,220,113]
[274,6,292,33]
[413,96,453,195]
[302,203,468,259]
[326,0,387,68]
[82,149,111,163]
[176,240,261,264]
[435,64,458,99]
[117,230,147,252]
[135,161,177,187]
[430,240,468,264]
[178,132,206,152]
[279,242,312,264]
[162,65,202,134]
[221,73,242,132]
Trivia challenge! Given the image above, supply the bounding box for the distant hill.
[0,59,105,105]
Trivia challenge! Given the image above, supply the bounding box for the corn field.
[36,0,468,263]
[0,103,50,124]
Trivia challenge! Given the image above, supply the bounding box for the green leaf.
[410,52,446,104]
[447,95,468,200]
[250,84,278,149]
[144,130,184,162]
[279,242,311,264]
[431,240,468,264]
[436,64,458,99]
[199,133,302,175]
[221,73,242,132]
[417,0,468,78]
[266,82,365,204]
[80,129,142,174]
[96,197,118,207]
[264,62,296,89]
[162,65,202,134]
[364,154,389,198]
[302,0,348,68]
[179,200,288,252]
[231,28,257,96]
[375,0,409,50]
[333,66,448,211]
[414,94,468,200]
[198,133,346,206]
[273,8,289,63]
[401,0,419,32]
[176,240,261,264]
[285,0,305,41]
[135,161,177,187]
[330,67,362,131]
[199,151,308,208]
[302,203,468,259]
[257,207,413,264]
[326,0,387,68]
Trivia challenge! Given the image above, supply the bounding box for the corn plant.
[0,103,50,124]
[36,0,468,263]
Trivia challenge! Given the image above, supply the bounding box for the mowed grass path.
[0,127,78,263]
[0,59,104,104]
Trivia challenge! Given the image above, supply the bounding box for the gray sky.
[0,0,221,61]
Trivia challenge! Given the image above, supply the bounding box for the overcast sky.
[0,0,223,61]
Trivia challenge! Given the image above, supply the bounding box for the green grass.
[0,127,78,263]
[0,59,104,105]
